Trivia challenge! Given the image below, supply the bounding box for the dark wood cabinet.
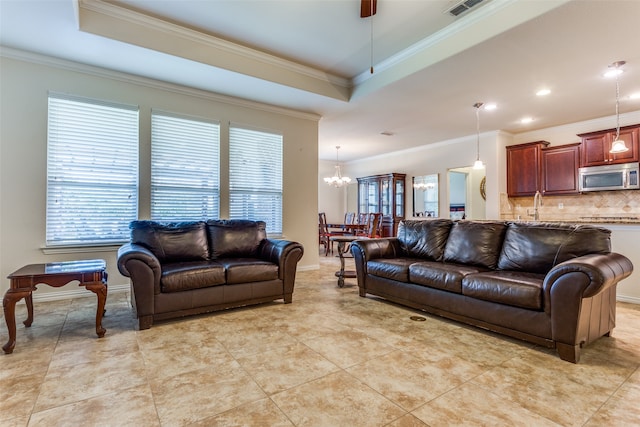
[578,125,639,167]
[541,143,580,195]
[506,141,549,197]
[357,173,405,236]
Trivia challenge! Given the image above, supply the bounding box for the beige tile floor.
[1,251,639,426]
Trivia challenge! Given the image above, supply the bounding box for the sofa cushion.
[161,261,225,293]
[207,220,267,259]
[217,258,279,284]
[497,222,612,274]
[367,258,422,282]
[462,271,545,310]
[397,219,453,261]
[130,220,209,262]
[409,261,487,294]
[443,221,507,269]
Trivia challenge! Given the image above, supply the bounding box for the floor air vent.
[447,0,485,17]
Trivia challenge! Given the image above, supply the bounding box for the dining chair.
[336,212,356,235]
[318,212,338,256]
[357,213,382,238]
[357,212,368,226]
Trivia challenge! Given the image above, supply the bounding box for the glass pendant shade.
[608,61,629,154]
[610,137,629,154]
[473,159,485,170]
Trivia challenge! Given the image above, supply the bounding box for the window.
[229,125,283,234]
[46,94,138,246]
[151,112,220,221]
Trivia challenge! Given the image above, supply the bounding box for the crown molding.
[76,0,351,101]
[1,46,321,122]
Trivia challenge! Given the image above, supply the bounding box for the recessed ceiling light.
[630,92,640,100]
[536,89,551,96]
[484,103,497,110]
[521,117,534,124]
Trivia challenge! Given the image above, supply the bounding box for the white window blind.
[46,94,139,246]
[151,112,220,221]
[229,125,283,234]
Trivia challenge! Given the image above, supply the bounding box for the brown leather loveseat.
[117,219,304,329]
[351,219,633,362]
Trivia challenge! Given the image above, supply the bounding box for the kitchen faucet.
[531,190,542,221]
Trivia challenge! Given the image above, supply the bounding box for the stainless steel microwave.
[578,162,639,192]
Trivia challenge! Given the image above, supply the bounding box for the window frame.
[228,124,283,235]
[150,110,221,221]
[45,93,139,247]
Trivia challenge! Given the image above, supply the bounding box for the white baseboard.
[30,283,129,303]
[617,295,640,305]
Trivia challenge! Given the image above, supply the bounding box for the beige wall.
[0,52,320,297]
[341,130,508,222]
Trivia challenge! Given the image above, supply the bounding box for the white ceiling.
[1,0,640,161]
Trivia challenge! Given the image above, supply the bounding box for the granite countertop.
[501,216,640,224]
[575,216,640,224]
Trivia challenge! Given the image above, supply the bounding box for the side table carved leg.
[24,292,34,327]
[85,282,107,338]
[3,289,31,354]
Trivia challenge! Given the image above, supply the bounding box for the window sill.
[41,244,124,255]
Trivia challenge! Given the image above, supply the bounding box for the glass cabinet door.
[358,181,368,214]
[381,177,391,216]
[395,178,404,217]
[367,180,379,213]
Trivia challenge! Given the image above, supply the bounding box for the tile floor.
[1,252,639,426]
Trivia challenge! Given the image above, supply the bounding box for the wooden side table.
[3,259,108,354]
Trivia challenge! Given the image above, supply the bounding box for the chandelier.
[324,146,351,187]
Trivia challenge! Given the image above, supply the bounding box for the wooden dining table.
[326,223,366,234]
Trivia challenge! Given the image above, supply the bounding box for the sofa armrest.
[260,239,304,300]
[351,238,402,293]
[543,252,633,348]
[117,243,162,318]
[117,244,160,279]
[544,252,633,301]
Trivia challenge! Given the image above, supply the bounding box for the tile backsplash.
[499,190,640,223]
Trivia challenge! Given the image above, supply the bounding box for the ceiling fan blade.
[360,0,377,18]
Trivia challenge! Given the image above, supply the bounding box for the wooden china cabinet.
[357,173,406,237]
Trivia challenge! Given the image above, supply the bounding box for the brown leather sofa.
[351,219,633,362]
[117,219,304,329]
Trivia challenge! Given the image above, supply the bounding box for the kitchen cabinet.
[357,173,405,236]
[541,143,581,195]
[578,125,639,167]
[506,141,549,197]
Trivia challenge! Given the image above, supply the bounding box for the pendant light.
[324,146,351,187]
[608,61,629,154]
[473,102,485,169]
